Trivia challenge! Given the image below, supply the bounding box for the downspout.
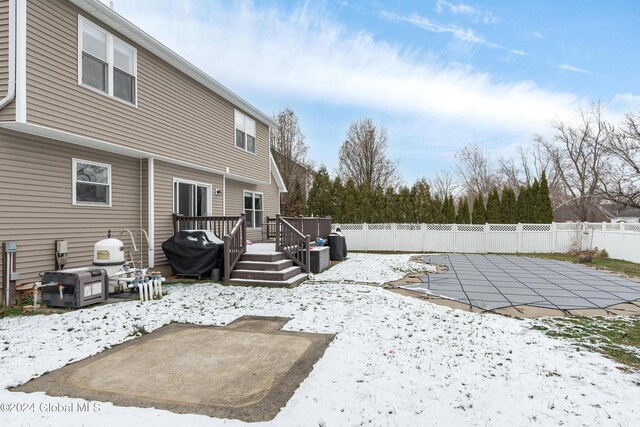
[0,0,16,111]
[147,158,154,268]
[222,174,226,216]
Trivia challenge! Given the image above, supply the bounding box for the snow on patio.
[0,254,639,426]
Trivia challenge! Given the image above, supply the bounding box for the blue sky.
[111,0,640,184]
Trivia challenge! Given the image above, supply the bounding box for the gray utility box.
[41,268,108,308]
[310,246,330,274]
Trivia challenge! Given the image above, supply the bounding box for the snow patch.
[310,253,436,285]
[1,281,638,426]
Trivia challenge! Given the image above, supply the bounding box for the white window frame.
[234,110,257,154]
[78,15,138,107]
[243,190,264,229]
[172,178,213,216]
[72,158,112,207]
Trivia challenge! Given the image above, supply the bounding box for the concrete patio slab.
[12,316,335,422]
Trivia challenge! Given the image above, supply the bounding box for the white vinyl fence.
[332,222,640,264]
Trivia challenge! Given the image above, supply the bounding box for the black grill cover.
[162,230,224,277]
[328,232,348,261]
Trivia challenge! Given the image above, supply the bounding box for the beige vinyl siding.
[0,130,143,287]
[225,177,281,242]
[153,160,223,266]
[25,0,270,183]
[0,0,15,121]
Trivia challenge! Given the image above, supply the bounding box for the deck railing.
[278,216,332,241]
[263,217,277,240]
[171,213,246,282]
[275,215,310,273]
[224,214,247,282]
[172,214,242,237]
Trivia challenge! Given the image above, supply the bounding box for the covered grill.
[162,230,224,278]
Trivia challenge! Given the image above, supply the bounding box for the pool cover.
[403,254,640,311]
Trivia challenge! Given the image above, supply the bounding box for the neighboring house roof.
[598,203,640,219]
[616,207,640,218]
[553,204,610,223]
[270,152,288,193]
[69,0,277,129]
[270,148,316,178]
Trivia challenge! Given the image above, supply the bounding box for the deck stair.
[227,252,308,287]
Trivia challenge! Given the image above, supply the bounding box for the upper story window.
[73,158,111,207]
[235,110,256,153]
[79,16,137,105]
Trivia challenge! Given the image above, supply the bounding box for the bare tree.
[270,108,313,215]
[431,169,458,200]
[600,111,640,209]
[498,137,563,207]
[338,118,400,188]
[542,103,609,221]
[454,143,500,200]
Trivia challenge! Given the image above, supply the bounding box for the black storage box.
[328,232,347,261]
[40,268,108,308]
[162,230,224,278]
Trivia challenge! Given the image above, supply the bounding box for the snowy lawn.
[0,254,638,426]
[309,252,435,285]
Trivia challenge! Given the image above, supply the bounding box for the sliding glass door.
[173,179,211,216]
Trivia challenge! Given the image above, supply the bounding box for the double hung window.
[80,16,137,104]
[235,110,256,153]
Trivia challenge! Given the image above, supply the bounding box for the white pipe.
[148,158,155,268]
[32,285,37,314]
[5,252,10,306]
[119,229,138,264]
[222,174,226,215]
[138,283,144,301]
[0,0,16,111]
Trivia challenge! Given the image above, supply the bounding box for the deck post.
[275,214,281,250]
[224,235,230,282]
[305,235,311,273]
[241,213,247,254]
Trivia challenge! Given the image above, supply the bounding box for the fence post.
[421,223,426,253]
[516,223,522,254]
[551,222,556,253]
[620,222,625,260]
[453,224,457,253]
[392,223,397,253]
[484,223,489,254]
[363,223,368,252]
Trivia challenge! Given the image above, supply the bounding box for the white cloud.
[532,31,543,39]
[609,93,640,114]
[380,11,502,48]
[435,0,499,24]
[112,0,586,157]
[557,63,593,75]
